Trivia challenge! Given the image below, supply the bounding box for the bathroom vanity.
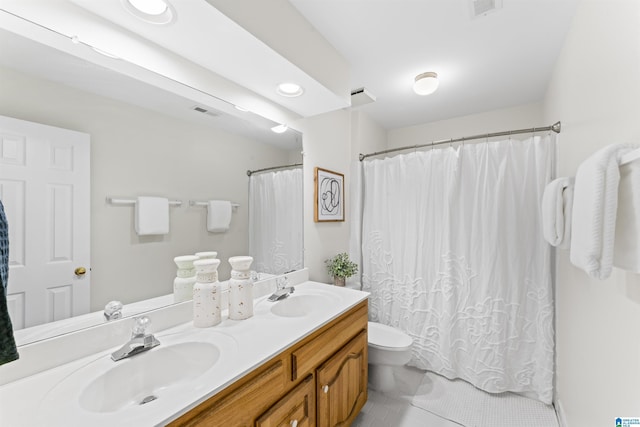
[0,275,369,426]
[170,299,367,426]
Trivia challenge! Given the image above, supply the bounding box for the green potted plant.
[325,252,358,286]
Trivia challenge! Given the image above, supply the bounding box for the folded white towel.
[541,177,574,248]
[613,157,640,272]
[207,200,232,232]
[135,196,169,236]
[570,143,639,279]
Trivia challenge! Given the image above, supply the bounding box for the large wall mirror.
[0,26,304,346]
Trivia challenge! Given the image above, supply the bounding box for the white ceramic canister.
[195,251,218,260]
[227,256,254,320]
[193,258,222,328]
[173,255,199,303]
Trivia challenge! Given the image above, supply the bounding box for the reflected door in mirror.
[0,115,90,329]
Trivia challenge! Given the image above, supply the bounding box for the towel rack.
[189,200,240,209]
[106,197,182,206]
[620,148,640,166]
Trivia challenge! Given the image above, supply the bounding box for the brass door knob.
[74,267,87,276]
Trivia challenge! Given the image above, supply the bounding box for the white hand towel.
[541,177,574,248]
[135,196,169,236]
[207,200,232,232]
[613,157,640,272]
[570,143,639,279]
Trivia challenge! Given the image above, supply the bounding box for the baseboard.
[554,399,568,427]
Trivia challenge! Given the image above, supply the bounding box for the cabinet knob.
[290,420,298,427]
[322,385,329,393]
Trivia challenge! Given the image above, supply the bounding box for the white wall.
[388,102,544,148]
[295,110,351,283]
[0,67,292,311]
[351,110,388,159]
[543,1,640,425]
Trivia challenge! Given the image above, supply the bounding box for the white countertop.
[0,281,368,427]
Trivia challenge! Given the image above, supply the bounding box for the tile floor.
[352,366,462,427]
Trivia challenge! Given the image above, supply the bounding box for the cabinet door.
[316,330,367,427]
[256,374,315,427]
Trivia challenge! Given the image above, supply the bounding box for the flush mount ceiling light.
[277,83,304,98]
[122,0,175,25]
[413,72,439,96]
[271,124,288,134]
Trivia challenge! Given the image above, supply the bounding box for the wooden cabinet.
[256,374,315,427]
[169,300,368,427]
[316,331,367,427]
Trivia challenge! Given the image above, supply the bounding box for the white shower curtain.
[249,168,303,275]
[360,137,555,404]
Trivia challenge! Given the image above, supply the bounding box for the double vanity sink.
[0,279,368,426]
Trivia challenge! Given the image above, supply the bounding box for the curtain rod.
[359,121,561,161]
[247,163,303,176]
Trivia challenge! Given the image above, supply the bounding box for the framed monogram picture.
[314,167,344,222]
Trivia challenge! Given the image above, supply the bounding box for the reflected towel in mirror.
[207,200,232,232]
[135,197,170,236]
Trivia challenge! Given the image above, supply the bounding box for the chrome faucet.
[104,300,123,321]
[268,276,294,302]
[111,316,160,362]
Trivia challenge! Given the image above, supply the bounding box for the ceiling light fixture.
[277,83,304,98]
[122,0,175,25]
[271,124,288,134]
[413,72,439,96]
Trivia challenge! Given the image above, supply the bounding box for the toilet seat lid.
[368,322,412,349]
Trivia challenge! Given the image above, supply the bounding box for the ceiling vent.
[192,105,221,117]
[470,0,503,18]
[350,87,376,107]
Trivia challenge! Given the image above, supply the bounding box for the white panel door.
[0,115,90,330]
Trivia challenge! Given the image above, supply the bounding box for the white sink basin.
[80,342,218,413]
[270,294,332,317]
[269,291,340,318]
[37,330,238,423]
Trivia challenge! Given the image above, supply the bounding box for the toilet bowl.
[367,321,413,392]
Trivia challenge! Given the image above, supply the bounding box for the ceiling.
[289,0,580,130]
[0,28,301,149]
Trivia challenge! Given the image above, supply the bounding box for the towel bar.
[106,197,182,206]
[620,148,640,166]
[189,200,240,209]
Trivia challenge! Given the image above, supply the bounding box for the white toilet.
[367,321,413,392]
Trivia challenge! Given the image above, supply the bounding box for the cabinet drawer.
[256,374,316,427]
[291,301,367,381]
[169,359,286,427]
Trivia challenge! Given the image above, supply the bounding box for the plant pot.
[333,276,345,287]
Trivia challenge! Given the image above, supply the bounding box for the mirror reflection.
[0,28,304,346]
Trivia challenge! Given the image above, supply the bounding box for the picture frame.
[314,167,345,222]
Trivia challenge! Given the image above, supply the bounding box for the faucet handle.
[132,316,151,336]
[276,275,290,289]
[104,300,123,320]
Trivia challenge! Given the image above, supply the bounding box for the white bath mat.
[411,372,559,427]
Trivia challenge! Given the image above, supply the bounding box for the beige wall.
[0,66,292,311]
[543,1,640,425]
